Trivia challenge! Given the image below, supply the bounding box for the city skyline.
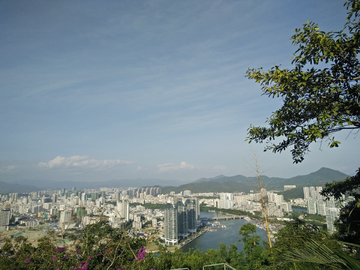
[1,1,359,184]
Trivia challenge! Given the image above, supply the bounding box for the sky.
[1,0,359,185]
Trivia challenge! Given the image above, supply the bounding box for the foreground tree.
[322,168,360,250]
[246,0,360,265]
[246,0,360,163]
[238,223,266,268]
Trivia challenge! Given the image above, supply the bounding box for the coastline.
[179,229,207,249]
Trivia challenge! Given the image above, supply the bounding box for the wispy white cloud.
[39,155,134,170]
[158,161,195,172]
[0,165,18,173]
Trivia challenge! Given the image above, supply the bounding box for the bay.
[181,212,268,253]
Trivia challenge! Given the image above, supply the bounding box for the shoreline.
[179,228,207,249]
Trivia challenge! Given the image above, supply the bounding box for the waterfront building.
[176,201,188,238]
[194,197,200,220]
[164,203,178,245]
[186,199,196,233]
[326,207,340,234]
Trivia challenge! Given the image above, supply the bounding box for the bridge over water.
[200,215,247,221]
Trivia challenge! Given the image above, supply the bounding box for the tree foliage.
[246,0,360,163]
[245,0,360,266]
[322,168,360,249]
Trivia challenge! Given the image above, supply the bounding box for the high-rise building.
[60,210,72,223]
[219,193,234,209]
[267,192,284,205]
[309,186,317,200]
[31,191,38,200]
[132,214,142,229]
[326,197,336,208]
[307,198,317,214]
[32,205,43,214]
[194,197,200,221]
[128,189,134,198]
[316,199,326,216]
[326,207,340,234]
[50,207,58,216]
[304,186,325,200]
[274,194,284,205]
[0,210,10,226]
[185,199,196,233]
[303,187,310,199]
[164,204,178,245]
[176,201,188,238]
[76,207,87,220]
[280,202,292,213]
[91,193,98,201]
[116,200,129,221]
[316,186,323,200]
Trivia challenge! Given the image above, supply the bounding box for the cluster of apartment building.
[164,198,200,245]
[0,184,344,238]
[303,186,340,234]
[0,187,164,232]
[200,189,292,218]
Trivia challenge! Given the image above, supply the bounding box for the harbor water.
[181,212,268,253]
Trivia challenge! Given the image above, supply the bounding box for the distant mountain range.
[0,167,349,194]
[0,181,38,194]
[160,167,349,194]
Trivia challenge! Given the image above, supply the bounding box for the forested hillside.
[161,167,347,195]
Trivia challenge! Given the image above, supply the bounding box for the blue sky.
[1,0,359,185]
